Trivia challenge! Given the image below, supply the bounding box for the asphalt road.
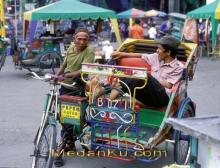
[0,56,219,168]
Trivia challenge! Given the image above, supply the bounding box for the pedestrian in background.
[110,23,116,42]
[148,24,157,40]
[129,19,144,39]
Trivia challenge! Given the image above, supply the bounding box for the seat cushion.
[117,57,151,73]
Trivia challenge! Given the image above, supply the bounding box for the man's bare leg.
[86,75,105,99]
[109,78,121,100]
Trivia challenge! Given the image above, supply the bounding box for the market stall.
[23,0,122,45]
[187,0,220,52]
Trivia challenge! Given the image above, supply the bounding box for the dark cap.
[157,36,180,50]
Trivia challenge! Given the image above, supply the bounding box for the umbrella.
[145,9,167,17]
[117,8,145,19]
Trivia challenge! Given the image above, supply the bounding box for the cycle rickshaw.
[16,37,63,74]
[31,39,199,168]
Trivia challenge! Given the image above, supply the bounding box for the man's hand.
[158,79,173,89]
[52,75,65,81]
[111,51,122,59]
[111,51,141,59]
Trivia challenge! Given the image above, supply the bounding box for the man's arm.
[111,51,142,59]
[158,79,173,89]
[63,70,81,79]
[162,63,184,89]
[56,68,64,76]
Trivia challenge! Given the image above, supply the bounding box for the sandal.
[54,156,64,167]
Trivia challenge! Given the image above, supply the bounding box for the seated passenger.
[96,36,184,108]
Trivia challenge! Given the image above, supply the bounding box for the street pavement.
[0,56,220,168]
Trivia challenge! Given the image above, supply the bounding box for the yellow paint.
[215,1,220,19]
[110,18,122,45]
[60,104,81,123]
[163,164,189,168]
[23,10,32,21]
[0,0,6,37]
[129,18,133,28]
[23,3,54,21]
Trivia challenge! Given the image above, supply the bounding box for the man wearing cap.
[54,28,94,167]
[110,36,184,108]
[55,27,95,93]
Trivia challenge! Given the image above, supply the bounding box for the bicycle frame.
[35,82,59,145]
[32,82,59,168]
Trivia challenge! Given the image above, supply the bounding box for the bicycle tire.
[0,50,6,71]
[174,104,194,165]
[32,124,56,168]
[51,52,62,74]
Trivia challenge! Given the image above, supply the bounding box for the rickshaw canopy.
[23,0,122,44]
[187,0,220,48]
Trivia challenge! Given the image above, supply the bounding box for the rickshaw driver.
[55,27,95,94]
[108,36,184,108]
[53,27,95,167]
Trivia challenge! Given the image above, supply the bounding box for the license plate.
[61,103,80,120]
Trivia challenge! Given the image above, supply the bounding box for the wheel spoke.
[32,124,56,168]
[174,104,194,165]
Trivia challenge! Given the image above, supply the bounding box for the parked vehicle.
[16,37,63,74]
[31,39,199,168]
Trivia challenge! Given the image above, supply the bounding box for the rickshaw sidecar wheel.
[32,124,56,168]
[174,103,194,165]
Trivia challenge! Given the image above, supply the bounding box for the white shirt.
[102,45,114,60]
[148,27,157,39]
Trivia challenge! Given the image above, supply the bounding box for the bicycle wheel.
[39,51,62,74]
[174,104,194,165]
[0,49,6,71]
[32,124,56,168]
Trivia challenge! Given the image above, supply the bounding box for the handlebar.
[30,72,77,89]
